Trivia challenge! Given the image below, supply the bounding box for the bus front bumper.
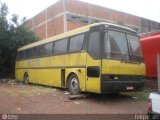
[101,79,145,94]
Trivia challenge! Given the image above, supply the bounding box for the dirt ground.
[0,80,150,114]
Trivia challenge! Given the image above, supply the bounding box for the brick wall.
[65,0,160,33]
[26,0,64,40]
[67,21,86,31]
[109,10,126,24]
[34,24,46,40]
[126,14,141,27]
[25,0,160,40]
[33,10,46,27]
[47,0,63,19]
[90,6,111,20]
[66,0,141,27]
[25,19,32,29]
[66,0,89,16]
[47,16,64,38]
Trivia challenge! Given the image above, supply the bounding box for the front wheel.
[68,74,80,95]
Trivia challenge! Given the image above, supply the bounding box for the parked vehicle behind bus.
[15,22,145,95]
[148,92,160,119]
[140,31,160,79]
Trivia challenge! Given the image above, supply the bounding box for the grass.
[4,91,18,96]
[2,81,152,101]
[123,91,150,101]
[2,84,54,96]
[18,90,33,95]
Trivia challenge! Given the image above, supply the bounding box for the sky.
[1,0,160,23]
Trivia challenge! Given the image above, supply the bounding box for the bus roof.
[18,22,137,51]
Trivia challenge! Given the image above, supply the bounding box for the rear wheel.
[23,73,29,85]
[68,74,80,95]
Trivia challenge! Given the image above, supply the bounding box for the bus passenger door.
[86,31,102,93]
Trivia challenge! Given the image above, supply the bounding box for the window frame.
[53,38,68,55]
[106,30,129,61]
[126,33,143,62]
[103,28,142,62]
[126,33,142,57]
[16,33,88,61]
[68,33,85,53]
[43,42,54,56]
[87,31,101,60]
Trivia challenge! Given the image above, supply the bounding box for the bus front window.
[104,30,129,60]
[127,34,142,58]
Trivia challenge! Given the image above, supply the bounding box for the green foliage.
[0,3,38,78]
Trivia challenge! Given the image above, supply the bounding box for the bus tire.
[23,72,29,85]
[68,74,80,95]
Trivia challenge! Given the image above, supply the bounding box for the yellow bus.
[15,22,145,95]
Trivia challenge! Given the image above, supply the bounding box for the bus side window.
[44,42,53,56]
[16,51,21,60]
[69,34,84,52]
[25,49,33,58]
[40,45,45,56]
[34,46,40,57]
[20,50,25,59]
[82,32,87,51]
[54,39,68,55]
[88,31,101,59]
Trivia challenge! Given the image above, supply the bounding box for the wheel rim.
[71,77,79,91]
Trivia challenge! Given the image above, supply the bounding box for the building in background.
[26,0,160,40]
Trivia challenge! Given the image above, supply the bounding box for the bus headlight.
[101,75,119,81]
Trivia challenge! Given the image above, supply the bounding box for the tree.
[0,3,38,78]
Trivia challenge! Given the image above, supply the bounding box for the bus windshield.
[127,34,142,57]
[104,30,142,61]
